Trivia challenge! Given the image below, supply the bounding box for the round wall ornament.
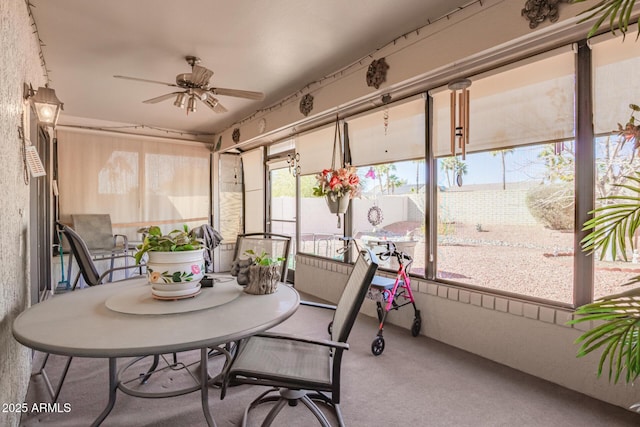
[232,128,241,143]
[299,93,314,116]
[366,57,389,89]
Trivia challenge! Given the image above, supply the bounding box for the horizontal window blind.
[57,129,210,238]
[295,123,338,175]
[347,96,425,166]
[241,148,264,233]
[432,47,575,157]
[591,34,640,135]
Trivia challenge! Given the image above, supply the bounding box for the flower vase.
[325,191,350,228]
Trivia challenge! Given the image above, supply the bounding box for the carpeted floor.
[19,295,640,427]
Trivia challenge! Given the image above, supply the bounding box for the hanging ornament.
[383,108,389,136]
[367,205,384,227]
[365,167,376,179]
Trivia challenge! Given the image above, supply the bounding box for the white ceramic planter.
[146,249,205,288]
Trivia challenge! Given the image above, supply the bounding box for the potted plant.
[135,225,205,298]
[243,249,285,295]
[569,104,640,411]
[313,165,362,228]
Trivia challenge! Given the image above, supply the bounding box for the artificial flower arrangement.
[312,165,362,201]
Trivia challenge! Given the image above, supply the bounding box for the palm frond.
[569,287,640,382]
[572,0,638,39]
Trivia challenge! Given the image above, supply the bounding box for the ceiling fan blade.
[190,65,214,87]
[142,92,183,104]
[202,96,228,113]
[114,75,179,87]
[210,87,265,101]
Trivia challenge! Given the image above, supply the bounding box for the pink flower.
[191,265,201,275]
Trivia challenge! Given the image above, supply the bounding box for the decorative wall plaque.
[232,128,240,143]
[521,0,568,29]
[299,93,314,117]
[366,58,389,89]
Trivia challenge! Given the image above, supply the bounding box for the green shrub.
[526,184,574,230]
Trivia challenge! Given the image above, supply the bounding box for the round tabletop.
[12,278,299,358]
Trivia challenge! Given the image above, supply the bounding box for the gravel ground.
[409,223,639,304]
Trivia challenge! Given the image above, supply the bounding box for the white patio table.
[12,277,299,426]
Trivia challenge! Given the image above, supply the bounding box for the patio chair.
[221,249,379,427]
[65,214,131,286]
[234,232,292,282]
[36,223,145,403]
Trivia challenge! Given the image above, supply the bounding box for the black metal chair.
[221,249,378,427]
[35,223,145,403]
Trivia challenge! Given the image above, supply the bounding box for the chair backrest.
[331,249,379,343]
[71,214,116,251]
[57,222,101,287]
[234,233,292,281]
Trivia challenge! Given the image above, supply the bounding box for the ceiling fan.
[114,56,265,115]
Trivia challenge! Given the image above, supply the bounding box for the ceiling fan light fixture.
[187,95,197,114]
[174,92,187,109]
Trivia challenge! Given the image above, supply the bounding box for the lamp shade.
[32,87,63,126]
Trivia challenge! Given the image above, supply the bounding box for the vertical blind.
[432,46,576,157]
[57,129,210,238]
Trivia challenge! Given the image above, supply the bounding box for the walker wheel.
[411,316,421,337]
[371,336,385,356]
[327,321,333,335]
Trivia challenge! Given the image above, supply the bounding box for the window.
[432,48,576,303]
[592,35,640,300]
[297,124,346,257]
[346,96,426,271]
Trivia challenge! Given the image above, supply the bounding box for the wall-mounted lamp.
[448,78,471,159]
[25,84,64,127]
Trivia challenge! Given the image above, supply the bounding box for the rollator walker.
[338,239,422,355]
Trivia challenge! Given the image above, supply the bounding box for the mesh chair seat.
[230,335,332,389]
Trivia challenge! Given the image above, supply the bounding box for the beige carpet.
[19,296,640,427]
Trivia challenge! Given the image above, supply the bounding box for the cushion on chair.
[231,336,332,389]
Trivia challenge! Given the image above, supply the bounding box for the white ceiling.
[30,0,470,138]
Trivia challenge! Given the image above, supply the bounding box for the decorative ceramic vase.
[244,264,280,295]
[146,249,205,298]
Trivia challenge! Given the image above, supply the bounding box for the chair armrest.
[255,331,349,350]
[98,263,147,284]
[113,233,129,250]
[300,300,337,311]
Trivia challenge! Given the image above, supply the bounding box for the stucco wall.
[0,1,47,426]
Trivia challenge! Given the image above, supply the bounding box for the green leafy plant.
[569,169,640,384]
[244,249,285,266]
[572,0,640,39]
[134,225,203,264]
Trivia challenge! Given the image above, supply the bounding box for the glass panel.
[351,160,426,273]
[269,167,296,272]
[592,35,640,299]
[299,174,344,258]
[436,143,575,304]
